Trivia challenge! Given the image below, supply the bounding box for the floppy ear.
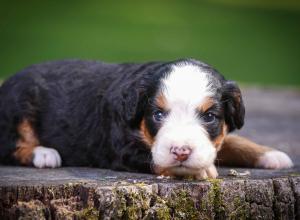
[107,62,168,126]
[123,88,149,125]
[108,84,144,124]
[222,81,245,132]
[107,75,152,127]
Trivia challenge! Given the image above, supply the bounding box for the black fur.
[0,59,244,173]
[222,81,245,132]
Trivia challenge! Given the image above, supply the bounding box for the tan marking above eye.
[197,97,215,113]
[13,119,40,165]
[155,93,168,110]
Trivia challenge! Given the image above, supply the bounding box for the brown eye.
[202,112,216,123]
[153,110,166,122]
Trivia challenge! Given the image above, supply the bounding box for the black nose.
[170,145,192,162]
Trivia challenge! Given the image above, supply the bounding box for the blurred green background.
[0,0,300,86]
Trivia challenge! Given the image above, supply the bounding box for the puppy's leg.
[217,135,293,169]
[13,119,61,168]
[195,165,218,180]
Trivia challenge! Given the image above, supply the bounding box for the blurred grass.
[0,0,299,86]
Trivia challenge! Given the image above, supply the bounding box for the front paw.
[33,146,62,168]
[256,150,293,169]
[195,165,218,180]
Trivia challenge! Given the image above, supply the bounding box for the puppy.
[0,59,293,179]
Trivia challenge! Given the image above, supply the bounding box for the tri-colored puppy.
[0,59,293,179]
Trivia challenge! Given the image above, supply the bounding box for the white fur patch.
[161,64,213,109]
[195,164,218,180]
[152,64,216,172]
[256,150,293,169]
[33,146,62,168]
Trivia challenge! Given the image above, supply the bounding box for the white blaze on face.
[151,64,217,172]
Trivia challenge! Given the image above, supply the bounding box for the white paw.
[196,165,218,180]
[256,151,293,169]
[33,146,62,168]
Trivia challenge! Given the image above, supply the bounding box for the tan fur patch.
[13,119,40,165]
[140,118,154,147]
[153,164,174,177]
[217,135,272,167]
[213,123,227,151]
[155,92,168,110]
[198,97,215,113]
